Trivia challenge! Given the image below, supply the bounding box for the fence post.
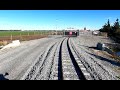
[39,31,41,35]
[28,32,30,40]
[20,33,22,41]
[34,32,35,35]
[28,32,29,36]
[40,31,41,35]
[11,34,12,41]
[41,31,43,35]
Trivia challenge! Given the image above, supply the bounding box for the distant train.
[63,30,79,37]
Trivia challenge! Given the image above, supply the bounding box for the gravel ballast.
[0,33,119,80]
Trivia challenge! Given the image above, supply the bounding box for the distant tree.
[99,19,112,34]
[106,19,111,33]
[113,18,120,32]
[99,18,120,43]
[101,23,108,32]
[106,19,112,35]
[107,19,110,27]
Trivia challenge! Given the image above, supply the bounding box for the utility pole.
[56,19,58,35]
[20,33,22,41]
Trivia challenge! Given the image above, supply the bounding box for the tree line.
[99,18,120,37]
[99,19,120,37]
[0,30,22,31]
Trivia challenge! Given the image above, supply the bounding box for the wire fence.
[0,34,48,46]
[0,30,64,46]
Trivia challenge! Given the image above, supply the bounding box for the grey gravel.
[0,33,119,80]
[0,36,63,80]
[70,32,120,80]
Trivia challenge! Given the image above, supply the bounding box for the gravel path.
[21,37,64,80]
[0,36,63,80]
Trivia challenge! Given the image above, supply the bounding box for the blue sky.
[0,10,120,30]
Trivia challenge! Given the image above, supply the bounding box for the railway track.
[70,37,119,80]
[67,38,93,80]
[21,37,94,80]
[0,35,118,80]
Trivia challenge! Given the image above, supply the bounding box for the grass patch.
[0,31,50,42]
[0,31,50,36]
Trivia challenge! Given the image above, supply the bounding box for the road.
[0,36,62,80]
